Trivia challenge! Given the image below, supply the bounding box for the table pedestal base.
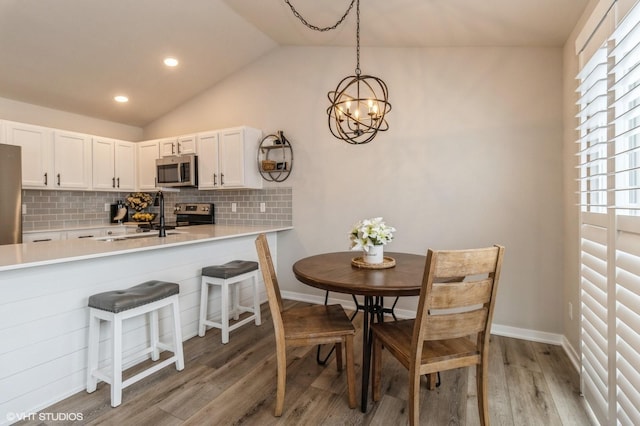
[316,292,398,412]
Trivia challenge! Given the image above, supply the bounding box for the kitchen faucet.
[154,190,166,237]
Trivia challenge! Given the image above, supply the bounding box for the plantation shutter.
[577,42,611,425]
[576,1,640,424]
[610,4,640,423]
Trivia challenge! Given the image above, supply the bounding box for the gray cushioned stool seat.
[202,260,258,279]
[88,280,179,313]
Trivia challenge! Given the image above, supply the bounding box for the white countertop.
[0,225,292,272]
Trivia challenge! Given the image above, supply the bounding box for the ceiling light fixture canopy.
[285,0,391,145]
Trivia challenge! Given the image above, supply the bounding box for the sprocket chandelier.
[285,0,391,145]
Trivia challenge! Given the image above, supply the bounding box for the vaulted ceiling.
[0,0,590,127]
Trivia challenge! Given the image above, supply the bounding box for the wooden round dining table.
[292,251,426,412]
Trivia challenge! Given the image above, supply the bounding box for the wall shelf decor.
[257,131,293,182]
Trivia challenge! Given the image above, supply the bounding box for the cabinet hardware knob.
[44,172,48,185]
[112,177,116,188]
[57,173,61,186]
[213,173,217,185]
[117,177,120,188]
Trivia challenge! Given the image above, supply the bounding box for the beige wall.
[0,96,143,141]
[146,45,565,335]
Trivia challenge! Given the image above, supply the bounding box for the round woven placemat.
[351,256,396,269]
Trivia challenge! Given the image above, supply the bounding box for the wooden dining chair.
[371,245,505,426]
[255,234,357,416]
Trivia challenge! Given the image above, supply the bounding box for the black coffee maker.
[110,201,128,223]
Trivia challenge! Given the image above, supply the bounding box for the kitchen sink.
[95,230,186,241]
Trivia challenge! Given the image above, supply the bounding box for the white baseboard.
[281,290,580,372]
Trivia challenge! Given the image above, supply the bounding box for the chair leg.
[253,273,262,326]
[111,317,123,407]
[198,280,208,337]
[408,365,420,426]
[345,335,356,409]
[477,362,489,426]
[172,298,185,371]
[221,281,230,344]
[149,309,159,361]
[335,342,343,372]
[275,345,287,416]
[426,372,437,390]
[372,334,382,401]
[232,281,240,320]
[86,311,100,393]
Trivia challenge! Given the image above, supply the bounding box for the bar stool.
[86,280,185,407]
[199,260,261,344]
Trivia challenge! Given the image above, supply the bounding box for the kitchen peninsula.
[0,225,291,423]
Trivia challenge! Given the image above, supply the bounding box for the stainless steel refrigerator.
[0,144,22,245]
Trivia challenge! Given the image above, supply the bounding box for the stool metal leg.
[198,280,209,337]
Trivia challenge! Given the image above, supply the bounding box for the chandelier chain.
[355,0,360,75]
[283,0,355,32]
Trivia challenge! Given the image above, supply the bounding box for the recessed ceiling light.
[114,95,129,103]
[164,57,179,67]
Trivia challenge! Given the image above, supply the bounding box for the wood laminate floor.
[17,301,591,425]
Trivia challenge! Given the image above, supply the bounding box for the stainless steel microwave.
[156,154,198,187]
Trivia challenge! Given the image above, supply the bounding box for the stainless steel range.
[174,202,215,227]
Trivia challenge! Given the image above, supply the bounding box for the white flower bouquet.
[349,217,396,253]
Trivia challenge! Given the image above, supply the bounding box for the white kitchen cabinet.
[92,138,136,191]
[197,131,219,189]
[66,229,101,239]
[22,231,64,243]
[53,131,92,189]
[218,126,262,189]
[160,135,196,157]
[137,139,160,190]
[196,126,262,189]
[4,121,54,188]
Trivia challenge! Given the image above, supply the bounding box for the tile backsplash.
[22,187,292,231]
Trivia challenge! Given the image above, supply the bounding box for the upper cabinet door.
[219,128,244,187]
[177,134,197,155]
[114,140,136,190]
[92,138,136,191]
[197,131,220,189]
[160,138,178,157]
[92,138,116,190]
[219,127,262,189]
[137,140,160,190]
[53,131,91,189]
[4,121,53,188]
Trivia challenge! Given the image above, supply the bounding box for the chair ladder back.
[413,246,505,347]
[255,234,286,338]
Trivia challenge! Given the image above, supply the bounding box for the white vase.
[364,245,384,264]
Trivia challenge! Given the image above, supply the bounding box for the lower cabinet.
[22,231,64,243]
[23,226,135,243]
